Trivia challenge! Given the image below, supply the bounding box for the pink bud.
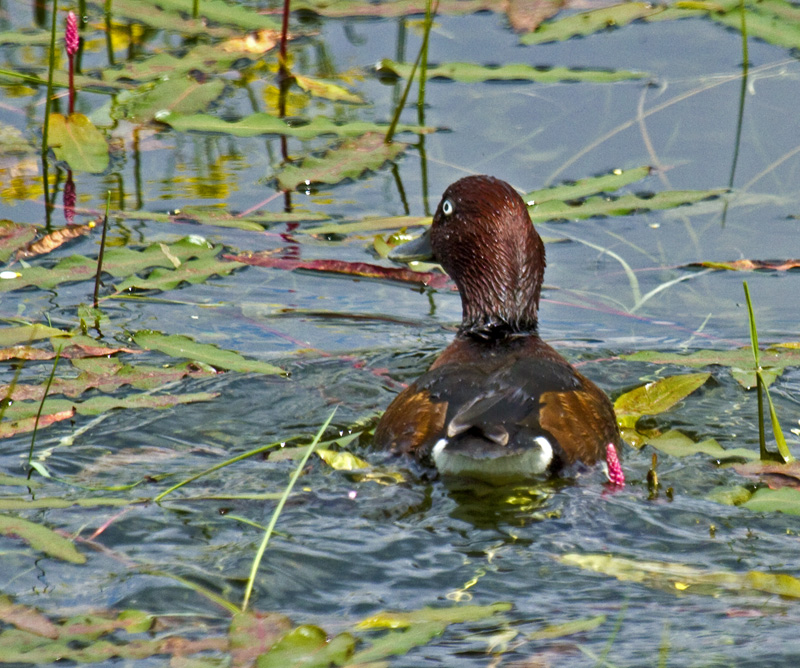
[64,173,76,224]
[66,12,79,56]
[605,443,625,487]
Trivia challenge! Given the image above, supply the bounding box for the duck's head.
[391,175,545,337]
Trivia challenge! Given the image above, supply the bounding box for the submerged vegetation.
[0,0,799,664]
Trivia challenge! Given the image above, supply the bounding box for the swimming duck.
[373,175,623,482]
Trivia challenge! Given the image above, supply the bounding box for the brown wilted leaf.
[16,222,96,260]
[504,0,565,32]
[690,259,800,272]
[733,461,800,489]
[223,252,451,289]
[0,344,138,362]
[0,409,75,438]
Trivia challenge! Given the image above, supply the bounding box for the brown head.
[392,175,545,336]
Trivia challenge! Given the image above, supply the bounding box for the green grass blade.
[154,440,287,502]
[764,380,793,462]
[743,281,760,367]
[27,347,62,479]
[241,407,337,611]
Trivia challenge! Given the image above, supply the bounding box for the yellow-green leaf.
[47,113,109,174]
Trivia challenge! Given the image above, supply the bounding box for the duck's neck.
[452,240,543,337]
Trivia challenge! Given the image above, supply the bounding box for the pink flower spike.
[66,12,79,56]
[606,443,625,487]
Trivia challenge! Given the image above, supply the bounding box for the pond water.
[2,1,800,666]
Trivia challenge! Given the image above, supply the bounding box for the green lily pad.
[378,59,644,83]
[275,133,407,190]
[47,113,109,173]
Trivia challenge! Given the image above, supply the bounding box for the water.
[1,2,800,665]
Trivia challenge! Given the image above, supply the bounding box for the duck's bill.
[388,228,433,263]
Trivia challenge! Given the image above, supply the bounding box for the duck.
[373,175,623,483]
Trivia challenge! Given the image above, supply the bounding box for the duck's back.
[374,335,620,479]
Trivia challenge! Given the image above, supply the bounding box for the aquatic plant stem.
[385,0,437,144]
[93,192,111,307]
[27,347,63,479]
[241,406,337,612]
[279,0,291,70]
[41,0,59,161]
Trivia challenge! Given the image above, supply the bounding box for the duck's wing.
[374,357,619,473]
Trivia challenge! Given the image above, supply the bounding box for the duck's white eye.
[442,199,454,216]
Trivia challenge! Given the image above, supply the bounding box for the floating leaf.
[621,347,800,389]
[159,112,433,139]
[256,625,355,668]
[689,258,800,272]
[614,372,710,426]
[357,603,511,629]
[528,614,606,641]
[741,487,800,516]
[317,448,370,470]
[173,206,327,230]
[0,237,238,294]
[644,429,758,461]
[224,252,450,289]
[1,359,214,402]
[114,78,225,124]
[0,220,37,262]
[0,514,85,564]
[88,0,239,36]
[221,28,281,53]
[47,113,109,174]
[0,324,66,346]
[283,0,502,17]
[133,331,286,375]
[732,461,800,489]
[275,133,407,190]
[3,393,217,421]
[302,215,431,236]
[16,223,95,259]
[124,0,280,30]
[0,497,138,511]
[559,552,800,598]
[112,254,243,292]
[230,611,292,666]
[521,2,667,44]
[293,74,363,103]
[528,189,725,222]
[525,166,651,204]
[378,59,644,83]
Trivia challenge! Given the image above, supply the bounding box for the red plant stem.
[279,0,290,68]
[68,55,75,114]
